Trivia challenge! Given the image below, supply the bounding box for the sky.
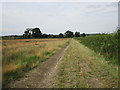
[1,1,118,36]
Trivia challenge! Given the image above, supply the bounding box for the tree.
[81,33,86,37]
[59,33,64,38]
[23,29,31,38]
[42,33,48,38]
[64,30,74,38]
[75,32,80,37]
[32,27,42,38]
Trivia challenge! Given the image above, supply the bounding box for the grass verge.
[53,39,118,88]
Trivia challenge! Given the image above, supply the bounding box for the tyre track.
[7,43,70,88]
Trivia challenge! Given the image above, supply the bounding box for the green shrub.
[75,33,118,64]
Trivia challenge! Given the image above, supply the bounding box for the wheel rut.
[7,44,70,88]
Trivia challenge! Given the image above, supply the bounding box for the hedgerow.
[75,30,119,64]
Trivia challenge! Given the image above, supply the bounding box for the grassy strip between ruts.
[2,38,70,87]
[53,39,118,88]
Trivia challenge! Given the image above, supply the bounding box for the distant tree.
[47,34,50,38]
[64,30,74,38]
[23,29,31,38]
[42,33,48,38]
[81,33,86,37]
[47,34,53,38]
[59,33,64,38]
[75,32,80,37]
[32,28,42,38]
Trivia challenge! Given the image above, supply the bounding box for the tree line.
[23,27,86,39]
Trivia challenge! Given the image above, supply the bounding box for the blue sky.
[2,2,118,35]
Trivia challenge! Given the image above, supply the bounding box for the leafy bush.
[75,32,118,64]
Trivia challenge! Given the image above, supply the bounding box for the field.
[2,37,118,88]
[2,38,70,86]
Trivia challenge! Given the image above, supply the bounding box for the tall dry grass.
[2,38,70,86]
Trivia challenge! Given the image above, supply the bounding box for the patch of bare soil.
[7,44,70,88]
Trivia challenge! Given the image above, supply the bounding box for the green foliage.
[75,32,80,37]
[44,51,52,55]
[81,33,86,37]
[59,33,64,38]
[3,69,23,87]
[23,27,42,38]
[23,28,32,39]
[75,33,118,64]
[32,28,42,38]
[64,30,74,38]
[3,55,40,87]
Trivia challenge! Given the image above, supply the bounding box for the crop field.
[2,38,70,86]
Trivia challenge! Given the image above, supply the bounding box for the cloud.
[1,0,119,2]
[0,3,2,35]
[2,2,118,35]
